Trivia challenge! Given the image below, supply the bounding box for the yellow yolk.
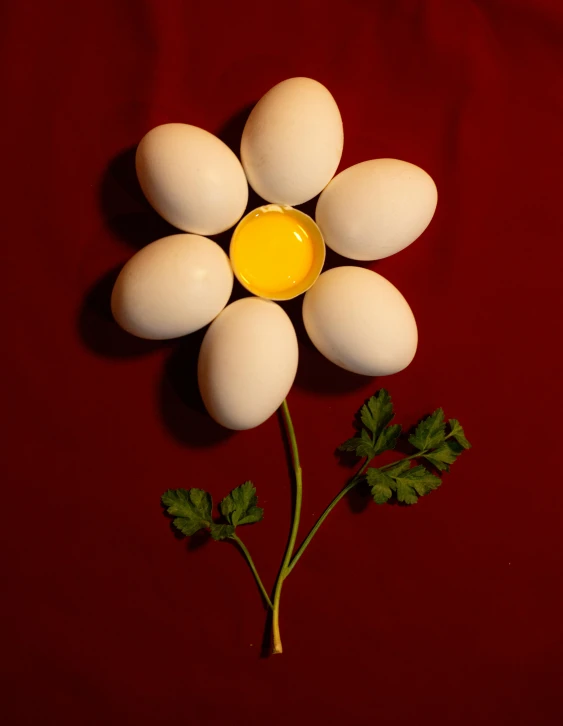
[230,206,320,298]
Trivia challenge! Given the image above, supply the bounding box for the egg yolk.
[230,207,316,296]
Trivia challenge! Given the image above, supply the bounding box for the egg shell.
[241,77,343,206]
[111,234,233,340]
[302,266,417,376]
[198,297,298,430]
[315,159,438,261]
[136,123,248,235]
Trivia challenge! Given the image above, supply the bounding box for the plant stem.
[230,534,273,610]
[271,398,303,654]
[286,458,371,575]
[379,451,424,471]
[286,450,429,574]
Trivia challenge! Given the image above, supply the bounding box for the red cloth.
[3,1,562,723]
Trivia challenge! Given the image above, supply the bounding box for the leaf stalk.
[271,399,302,654]
[230,533,273,610]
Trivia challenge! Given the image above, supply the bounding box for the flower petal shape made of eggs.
[316,159,437,261]
[111,234,233,340]
[198,297,299,430]
[136,123,248,235]
[241,78,343,206]
[302,266,418,376]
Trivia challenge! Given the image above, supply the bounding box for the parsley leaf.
[408,409,446,451]
[339,429,376,458]
[338,389,401,460]
[360,389,395,439]
[384,460,412,477]
[210,523,236,541]
[366,468,394,504]
[424,440,464,472]
[447,419,472,449]
[367,461,441,505]
[161,488,213,536]
[392,465,441,503]
[220,481,264,527]
[373,423,402,456]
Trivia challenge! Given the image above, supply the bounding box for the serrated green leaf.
[424,440,463,472]
[366,468,392,486]
[448,419,472,449]
[393,465,442,502]
[170,517,200,536]
[220,481,264,527]
[366,468,394,504]
[210,523,235,541]
[408,409,446,451]
[238,506,264,525]
[373,423,402,456]
[340,390,402,460]
[368,462,442,504]
[384,459,412,477]
[357,431,377,458]
[360,389,395,439]
[338,429,376,459]
[394,480,420,504]
[338,437,363,452]
[372,483,394,504]
[162,488,212,536]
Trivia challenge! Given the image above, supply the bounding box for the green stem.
[287,449,429,574]
[379,451,424,471]
[286,458,371,575]
[230,534,273,610]
[271,399,302,654]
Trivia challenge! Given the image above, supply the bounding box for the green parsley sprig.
[162,389,471,654]
[162,482,272,608]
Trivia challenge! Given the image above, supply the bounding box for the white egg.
[136,123,248,235]
[315,159,437,261]
[302,266,417,376]
[241,77,343,206]
[111,234,233,340]
[198,298,298,430]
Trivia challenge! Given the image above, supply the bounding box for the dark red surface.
[2,1,563,724]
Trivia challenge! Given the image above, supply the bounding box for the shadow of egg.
[159,330,235,448]
[279,296,368,396]
[295,194,320,221]
[294,342,371,395]
[216,103,255,159]
[78,265,165,358]
[99,146,178,250]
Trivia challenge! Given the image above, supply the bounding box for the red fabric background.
[2,1,562,723]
